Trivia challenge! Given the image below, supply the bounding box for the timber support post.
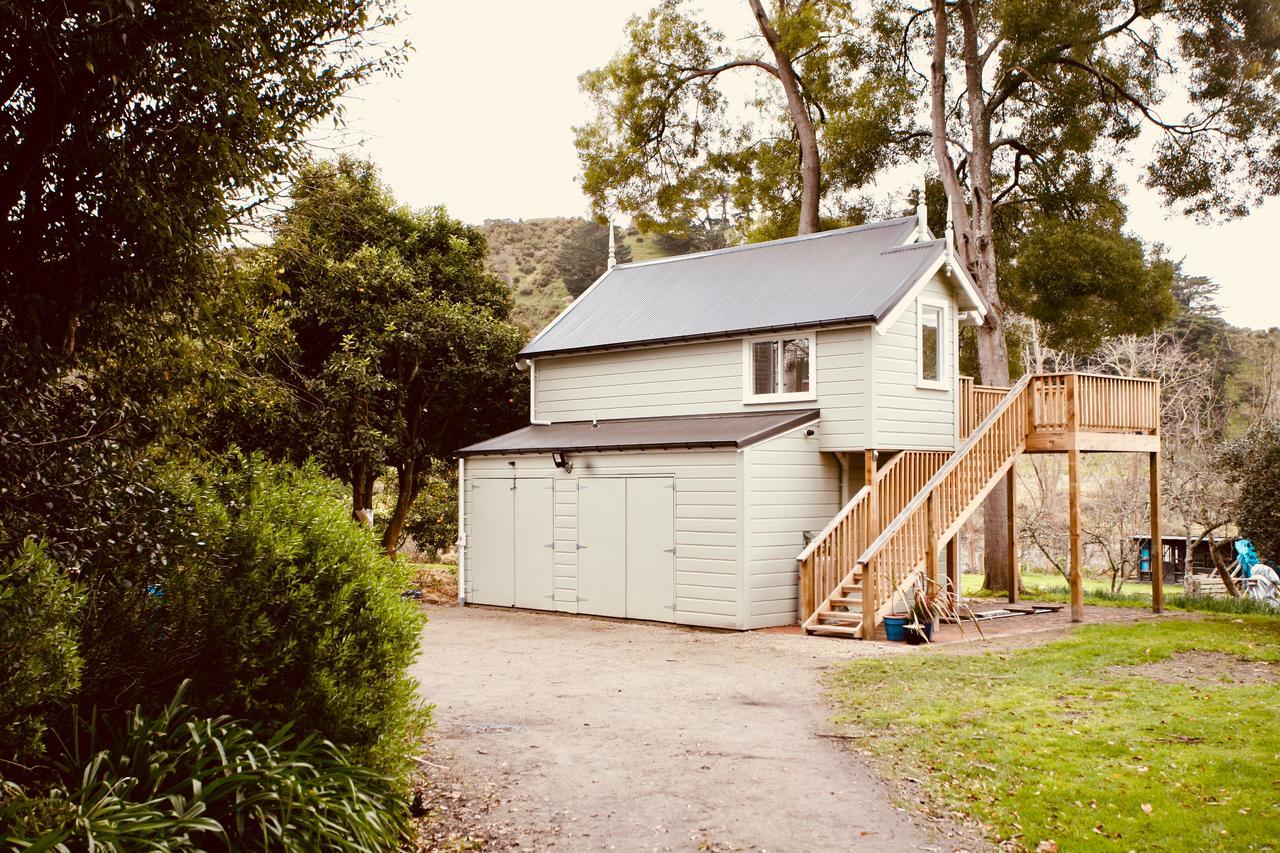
[1150,450,1164,614]
[946,536,960,598]
[1066,374,1083,622]
[1006,468,1018,604]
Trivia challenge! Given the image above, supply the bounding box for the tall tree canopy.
[575,0,914,237]
[553,220,633,297]
[895,0,1276,590]
[266,157,528,552]
[0,0,403,356]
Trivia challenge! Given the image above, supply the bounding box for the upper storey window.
[745,334,815,403]
[917,298,948,390]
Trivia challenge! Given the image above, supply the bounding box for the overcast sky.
[330,0,1278,330]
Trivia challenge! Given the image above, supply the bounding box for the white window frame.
[742,333,818,404]
[916,297,949,390]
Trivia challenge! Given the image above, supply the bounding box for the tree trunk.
[747,0,821,235]
[381,458,417,557]
[351,464,367,522]
[931,0,1015,592]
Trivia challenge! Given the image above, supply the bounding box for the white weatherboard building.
[457,211,987,630]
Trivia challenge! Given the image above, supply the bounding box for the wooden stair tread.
[828,596,861,608]
[806,623,862,637]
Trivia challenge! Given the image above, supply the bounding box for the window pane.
[752,340,778,395]
[921,305,942,382]
[782,338,810,393]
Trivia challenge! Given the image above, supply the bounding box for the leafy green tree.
[575,0,913,235]
[882,0,1277,590]
[0,0,404,356]
[554,220,633,297]
[1222,420,1280,563]
[652,219,731,256]
[399,458,460,560]
[269,157,528,551]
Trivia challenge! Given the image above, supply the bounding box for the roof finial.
[606,217,617,271]
[916,172,928,241]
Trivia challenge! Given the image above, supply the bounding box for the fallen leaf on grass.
[1141,803,1153,815]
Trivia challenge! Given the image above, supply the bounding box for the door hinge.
[577,543,588,550]
[664,547,676,554]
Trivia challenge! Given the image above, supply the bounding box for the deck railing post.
[800,556,815,621]
[860,560,876,639]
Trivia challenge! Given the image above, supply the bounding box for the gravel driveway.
[412,605,965,851]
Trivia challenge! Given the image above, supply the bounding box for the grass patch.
[828,616,1280,851]
[962,572,1280,615]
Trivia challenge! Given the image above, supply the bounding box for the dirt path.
[411,605,973,852]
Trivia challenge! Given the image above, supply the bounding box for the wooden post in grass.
[1068,447,1084,622]
[1006,468,1019,604]
[946,536,960,598]
[926,493,940,632]
[1150,451,1164,614]
[1066,374,1083,622]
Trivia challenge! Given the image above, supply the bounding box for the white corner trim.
[456,457,466,605]
[528,361,551,425]
[740,332,818,404]
[915,295,950,391]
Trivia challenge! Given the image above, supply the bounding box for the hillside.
[480,218,675,334]
[479,217,578,333]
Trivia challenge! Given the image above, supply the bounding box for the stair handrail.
[854,373,1033,568]
[794,448,931,563]
[796,484,871,563]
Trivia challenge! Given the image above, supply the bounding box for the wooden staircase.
[799,372,1161,639]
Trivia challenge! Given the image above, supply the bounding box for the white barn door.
[468,479,515,606]
[513,479,554,609]
[577,478,626,617]
[625,477,676,622]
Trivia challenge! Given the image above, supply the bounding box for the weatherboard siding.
[870,274,960,451]
[743,426,841,628]
[461,448,745,629]
[532,327,873,451]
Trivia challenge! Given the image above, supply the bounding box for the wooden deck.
[800,372,1162,639]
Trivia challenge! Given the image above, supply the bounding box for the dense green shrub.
[1222,419,1280,563]
[79,453,429,781]
[399,458,459,559]
[0,540,83,762]
[0,685,408,850]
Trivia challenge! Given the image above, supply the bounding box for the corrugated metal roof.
[521,217,948,358]
[457,409,820,457]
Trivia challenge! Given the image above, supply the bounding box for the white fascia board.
[874,253,986,336]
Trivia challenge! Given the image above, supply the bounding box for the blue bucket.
[883,615,909,642]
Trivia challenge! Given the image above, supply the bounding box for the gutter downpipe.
[522,359,551,426]
[456,456,466,606]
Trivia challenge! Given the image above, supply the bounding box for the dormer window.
[744,334,816,402]
[917,298,948,390]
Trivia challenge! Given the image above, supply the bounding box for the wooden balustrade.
[804,370,1161,637]
[856,375,1033,634]
[797,485,871,619]
[960,376,1010,438]
[797,450,949,621]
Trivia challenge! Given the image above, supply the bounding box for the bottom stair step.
[807,623,862,637]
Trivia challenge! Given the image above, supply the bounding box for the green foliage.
[0,540,82,762]
[554,220,633,297]
[1004,217,1177,353]
[575,0,912,232]
[0,685,408,850]
[828,616,1280,850]
[401,459,460,560]
[1222,419,1280,562]
[0,0,405,355]
[78,454,429,781]
[480,218,581,331]
[263,156,528,548]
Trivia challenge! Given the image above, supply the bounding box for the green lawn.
[961,571,1152,598]
[828,616,1280,851]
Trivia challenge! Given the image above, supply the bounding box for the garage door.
[468,478,553,607]
[576,477,675,622]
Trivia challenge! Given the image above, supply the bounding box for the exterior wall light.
[551,450,573,473]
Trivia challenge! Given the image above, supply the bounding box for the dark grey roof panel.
[521,218,946,358]
[457,409,820,457]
